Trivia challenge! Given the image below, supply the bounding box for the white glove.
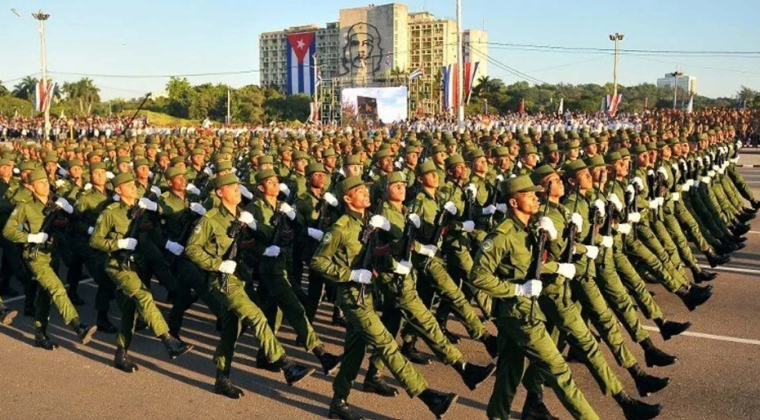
[138,197,158,212]
[55,179,66,188]
[218,260,237,274]
[186,183,201,195]
[482,205,496,216]
[516,280,543,298]
[694,180,701,187]
[625,185,636,203]
[263,245,281,257]
[112,194,121,202]
[57,167,67,177]
[607,194,623,212]
[628,210,642,223]
[54,197,74,214]
[538,217,558,241]
[106,171,115,179]
[730,156,740,164]
[593,200,606,218]
[681,183,691,192]
[278,183,291,197]
[601,235,615,248]
[190,202,207,216]
[324,192,339,207]
[737,140,743,149]
[495,203,508,213]
[670,192,681,202]
[686,179,695,187]
[408,213,421,229]
[27,232,49,244]
[632,177,644,190]
[87,226,94,235]
[570,213,583,231]
[349,269,373,285]
[648,200,659,210]
[279,203,296,220]
[718,167,725,175]
[308,228,324,241]
[443,201,458,215]
[394,160,403,169]
[165,240,184,256]
[238,211,256,230]
[369,215,391,231]
[417,244,437,257]
[465,183,478,197]
[701,176,711,183]
[707,170,716,178]
[462,220,475,233]
[496,174,505,182]
[203,166,214,176]
[117,238,138,250]
[148,185,160,197]
[712,165,719,172]
[617,223,632,235]
[657,166,668,181]
[556,263,577,279]
[584,245,600,260]
[84,183,93,191]
[394,260,412,276]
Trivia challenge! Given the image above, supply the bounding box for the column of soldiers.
[0,119,756,420]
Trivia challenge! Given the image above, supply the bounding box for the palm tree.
[12,76,39,100]
[390,67,405,86]
[63,78,101,115]
[0,81,8,96]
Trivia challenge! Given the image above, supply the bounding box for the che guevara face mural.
[339,22,384,77]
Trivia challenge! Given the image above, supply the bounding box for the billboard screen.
[340,87,408,124]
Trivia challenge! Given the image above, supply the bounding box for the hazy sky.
[2,0,758,100]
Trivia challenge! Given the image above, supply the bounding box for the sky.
[1,0,759,101]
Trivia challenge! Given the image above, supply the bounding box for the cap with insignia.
[605,151,623,164]
[257,155,274,165]
[584,155,606,169]
[89,162,107,171]
[19,161,37,172]
[493,146,510,157]
[214,173,240,189]
[374,149,393,161]
[520,144,538,157]
[631,144,648,155]
[338,176,368,197]
[563,159,589,179]
[216,161,233,172]
[417,160,437,176]
[255,169,278,184]
[530,164,562,185]
[502,175,544,197]
[165,166,186,180]
[387,171,406,185]
[68,159,83,168]
[445,154,465,169]
[344,155,362,166]
[322,148,337,158]
[306,162,326,176]
[134,158,150,168]
[112,172,135,188]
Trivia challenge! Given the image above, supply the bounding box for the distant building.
[657,73,697,95]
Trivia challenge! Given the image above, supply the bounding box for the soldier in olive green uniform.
[0,157,26,300]
[311,176,458,420]
[90,172,193,372]
[3,168,97,350]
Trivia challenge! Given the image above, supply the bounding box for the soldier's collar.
[346,208,363,221]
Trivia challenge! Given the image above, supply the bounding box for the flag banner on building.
[557,98,564,115]
[441,62,480,112]
[286,32,317,96]
[605,93,622,116]
[686,95,694,114]
[409,68,424,81]
[33,80,55,113]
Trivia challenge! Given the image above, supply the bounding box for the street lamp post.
[670,71,683,110]
[12,8,51,140]
[456,0,464,128]
[609,33,624,99]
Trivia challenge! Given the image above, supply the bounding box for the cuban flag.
[442,63,480,112]
[33,80,55,113]
[605,93,622,117]
[463,62,479,105]
[286,32,316,96]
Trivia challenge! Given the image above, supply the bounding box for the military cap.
[191,148,205,156]
[19,161,37,172]
[68,159,83,168]
[216,161,233,172]
[112,172,135,188]
[344,155,362,166]
[468,149,485,161]
[294,151,310,161]
[530,164,561,185]
[584,155,606,169]
[338,176,368,197]
[258,155,274,165]
[43,153,58,164]
[618,147,630,158]
[306,162,326,176]
[170,156,185,166]
[431,144,447,154]
[631,144,648,155]
[134,158,150,168]
[502,175,543,197]
[543,143,559,154]
[255,169,278,184]
[214,173,240,189]
[374,149,393,161]
[89,162,107,171]
[492,146,510,157]
[605,151,623,164]
[417,160,438,176]
[29,168,48,183]
[645,142,657,151]
[0,158,13,167]
[445,154,465,169]
[520,144,539,157]
[165,166,186,180]
[581,137,597,147]
[563,159,588,179]
[566,140,581,150]
[322,148,337,158]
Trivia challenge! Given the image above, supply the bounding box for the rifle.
[627,159,639,241]
[120,165,164,268]
[530,185,552,324]
[355,195,385,308]
[25,192,61,256]
[392,210,416,299]
[218,215,246,293]
[561,189,581,303]
[487,180,502,230]
[423,206,450,271]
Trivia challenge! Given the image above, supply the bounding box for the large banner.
[286,32,317,96]
[341,87,408,123]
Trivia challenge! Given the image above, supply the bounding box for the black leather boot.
[453,361,496,391]
[256,347,282,372]
[401,340,433,365]
[691,267,718,283]
[214,369,244,399]
[628,365,670,397]
[0,306,17,326]
[34,328,59,350]
[705,249,731,267]
[613,391,662,420]
[160,333,193,360]
[641,338,677,367]
[480,332,499,359]
[71,319,97,345]
[418,388,458,419]
[521,391,560,420]
[313,345,341,375]
[114,346,139,373]
[274,356,314,386]
[654,318,691,340]
[362,364,398,397]
[328,397,366,420]
[676,284,712,311]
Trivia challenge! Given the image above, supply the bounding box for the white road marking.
[643,326,760,346]
[4,279,94,303]
[698,265,760,275]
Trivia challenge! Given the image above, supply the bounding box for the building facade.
[656,73,698,95]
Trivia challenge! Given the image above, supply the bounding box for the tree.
[62,78,101,115]
[0,81,7,96]
[12,76,38,100]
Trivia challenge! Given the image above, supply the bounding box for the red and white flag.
[605,94,622,116]
[34,80,55,113]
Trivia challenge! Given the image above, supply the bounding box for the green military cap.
[134,158,150,168]
[618,147,630,158]
[156,151,169,159]
[338,176,368,197]
[19,161,37,172]
[68,159,83,168]
[191,148,205,156]
[306,162,326,176]
[417,160,438,176]
[563,159,588,179]
[445,154,465,169]
[352,146,365,154]
[506,139,519,148]
[255,169,278,184]
[493,146,510,157]
[431,144,447,154]
[374,149,393,161]
[216,161,233,172]
[542,143,559,154]
[631,144,648,155]
[468,149,485,161]
[344,155,362,166]
[598,134,609,143]
[387,171,406,185]
[170,156,185,166]
[581,137,597,147]
[112,172,135,188]
[43,153,58,164]
[258,155,274,165]
[643,142,656,151]
[116,156,131,164]
[404,145,418,155]
[605,151,623,164]
[584,155,606,169]
[529,164,561,185]
[697,133,708,141]
[502,175,543,197]
[29,168,47,182]
[278,144,293,153]
[89,162,107,171]
[655,141,667,149]
[294,151,310,161]
[520,144,538,157]
[566,140,581,150]
[322,148,337,158]
[0,158,13,167]
[165,166,186,180]
[214,173,240,189]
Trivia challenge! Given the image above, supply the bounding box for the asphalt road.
[2,155,760,420]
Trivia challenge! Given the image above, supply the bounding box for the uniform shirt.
[3,193,56,256]
[74,186,111,237]
[158,190,191,242]
[89,200,141,266]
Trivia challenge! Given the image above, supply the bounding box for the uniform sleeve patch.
[322,232,332,244]
[193,225,202,234]
[482,238,494,252]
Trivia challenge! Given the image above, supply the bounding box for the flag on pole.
[33,80,55,113]
[518,98,525,115]
[605,94,622,116]
[441,62,480,112]
[557,98,564,115]
[408,68,424,81]
[309,101,321,123]
[686,95,694,114]
[385,53,392,68]
[464,61,479,105]
[286,32,317,95]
